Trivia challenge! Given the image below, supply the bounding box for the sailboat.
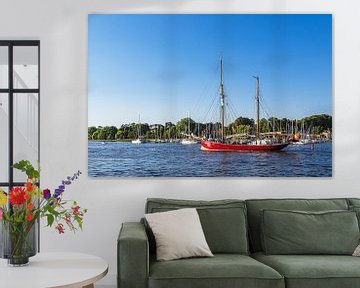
[132,115,143,144]
[200,60,289,152]
[181,113,198,145]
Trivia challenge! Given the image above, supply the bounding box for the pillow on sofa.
[353,244,360,256]
[145,208,213,261]
[349,205,360,228]
[261,209,359,255]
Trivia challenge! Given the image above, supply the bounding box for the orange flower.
[24,193,31,200]
[25,182,33,192]
[26,203,34,210]
[26,214,33,221]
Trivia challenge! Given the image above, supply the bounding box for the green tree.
[116,129,124,140]
[104,126,117,140]
[234,117,254,126]
[301,114,332,133]
[98,128,106,140]
[260,118,269,133]
[92,130,100,140]
[176,118,195,135]
[88,126,97,140]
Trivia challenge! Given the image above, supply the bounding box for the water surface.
[88,141,332,177]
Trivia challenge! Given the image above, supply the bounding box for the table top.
[0,252,108,288]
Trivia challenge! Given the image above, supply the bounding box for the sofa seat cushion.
[252,252,360,288]
[149,254,284,288]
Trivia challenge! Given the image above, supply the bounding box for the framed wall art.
[88,14,332,177]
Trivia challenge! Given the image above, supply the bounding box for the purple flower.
[43,189,51,200]
[54,189,62,197]
[54,171,82,199]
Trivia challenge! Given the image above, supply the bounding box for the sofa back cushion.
[246,198,349,252]
[261,209,359,255]
[348,198,360,207]
[347,199,360,228]
[145,198,249,254]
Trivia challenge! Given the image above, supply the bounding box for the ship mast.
[220,59,225,143]
[253,76,260,140]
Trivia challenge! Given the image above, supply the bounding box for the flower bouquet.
[0,160,87,266]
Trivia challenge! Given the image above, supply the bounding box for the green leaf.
[12,160,40,180]
[47,214,54,227]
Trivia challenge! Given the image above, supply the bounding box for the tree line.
[88,114,332,141]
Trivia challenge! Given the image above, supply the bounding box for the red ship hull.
[201,140,289,152]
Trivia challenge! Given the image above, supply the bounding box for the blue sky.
[88,14,332,127]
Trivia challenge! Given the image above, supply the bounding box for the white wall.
[1,0,360,285]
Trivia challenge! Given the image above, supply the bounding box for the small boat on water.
[181,138,198,145]
[201,60,289,152]
[132,115,144,144]
[131,139,143,144]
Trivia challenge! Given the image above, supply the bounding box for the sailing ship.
[201,60,289,152]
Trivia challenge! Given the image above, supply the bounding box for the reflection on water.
[88,141,332,177]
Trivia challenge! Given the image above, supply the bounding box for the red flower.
[72,205,80,215]
[56,223,65,234]
[24,193,31,201]
[9,187,26,205]
[25,182,33,192]
[65,214,71,225]
[26,214,33,221]
[26,203,34,210]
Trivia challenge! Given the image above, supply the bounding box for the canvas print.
[88,14,332,177]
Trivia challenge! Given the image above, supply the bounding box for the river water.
[88,141,332,177]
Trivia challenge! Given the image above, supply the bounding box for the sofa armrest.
[118,222,149,288]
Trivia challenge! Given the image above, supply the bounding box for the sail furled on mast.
[253,76,260,140]
[220,59,225,143]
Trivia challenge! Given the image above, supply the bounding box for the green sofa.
[118,198,360,288]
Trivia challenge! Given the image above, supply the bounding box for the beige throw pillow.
[145,208,213,261]
[353,244,360,256]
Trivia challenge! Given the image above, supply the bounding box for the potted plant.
[0,160,86,266]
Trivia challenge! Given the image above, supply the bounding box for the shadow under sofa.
[118,198,360,288]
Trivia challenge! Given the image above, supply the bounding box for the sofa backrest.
[245,198,349,252]
[145,198,249,255]
[348,198,360,207]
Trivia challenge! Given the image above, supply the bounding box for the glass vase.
[0,220,37,266]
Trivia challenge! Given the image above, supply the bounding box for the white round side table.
[0,252,108,288]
